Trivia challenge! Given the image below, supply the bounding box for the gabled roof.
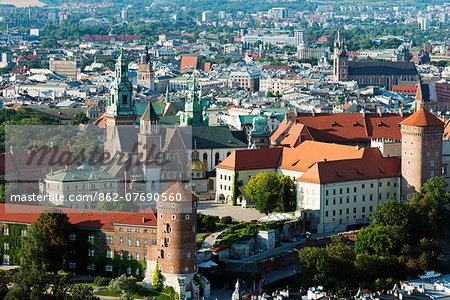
[216,147,283,171]
[348,61,417,76]
[0,204,156,230]
[270,113,409,144]
[217,141,365,173]
[299,148,401,184]
[400,108,444,127]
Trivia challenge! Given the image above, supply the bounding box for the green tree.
[108,274,137,293]
[197,213,216,233]
[152,261,163,289]
[245,173,296,215]
[70,112,90,125]
[34,209,71,273]
[355,226,395,257]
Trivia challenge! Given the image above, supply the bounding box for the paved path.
[198,200,266,222]
[199,227,228,252]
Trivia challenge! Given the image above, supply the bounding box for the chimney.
[379,111,382,117]
[400,110,404,117]
[142,217,146,223]
[323,158,327,162]
[356,145,360,151]
[9,146,13,154]
[284,113,288,124]
[312,109,316,117]
[50,142,54,149]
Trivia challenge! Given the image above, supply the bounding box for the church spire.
[106,49,136,117]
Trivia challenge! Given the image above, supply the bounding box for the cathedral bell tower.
[137,44,155,90]
[105,50,137,156]
[333,29,348,82]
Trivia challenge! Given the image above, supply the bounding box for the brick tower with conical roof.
[400,108,444,200]
[143,183,209,299]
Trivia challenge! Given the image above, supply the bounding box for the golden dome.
[187,159,206,171]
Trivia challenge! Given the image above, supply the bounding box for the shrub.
[108,275,137,292]
[163,286,179,299]
[221,216,232,224]
[94,276,108,287]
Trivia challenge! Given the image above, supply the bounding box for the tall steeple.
[137,43,155,90]
[106,50,137,117]
[180,73,208,127]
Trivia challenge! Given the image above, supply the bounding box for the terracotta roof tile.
[270,113,410,144]
[298,148,401,184]
[400,108,444,127]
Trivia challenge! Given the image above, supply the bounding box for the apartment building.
[49,58,81,80]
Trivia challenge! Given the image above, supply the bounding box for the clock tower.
[105,50,137,156]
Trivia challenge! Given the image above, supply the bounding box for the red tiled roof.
[216,147,283,171]
[180,56,212,73]
[299,148,401,183]
[400,108,444,127]
[270,112,410,144]
[93,112,106,128]
[0,204,156,230]
[164,182,199,202]
[217,141,365,173]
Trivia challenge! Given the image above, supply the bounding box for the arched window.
[215,152,220,166]
[202,153,207,169]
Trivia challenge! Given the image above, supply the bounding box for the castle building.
[137,45,155,90]
[333,30,418,90]
[400,108,445,200]
[144,183,208,298]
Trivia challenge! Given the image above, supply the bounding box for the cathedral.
[102,50,247,198]
[333,30,418,90]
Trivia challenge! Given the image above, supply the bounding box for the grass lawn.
[94,289,122,297]
[71,279,95,286]
[95,288,172,299]
[134,289,172,299]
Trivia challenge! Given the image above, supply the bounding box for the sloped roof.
[45,169,115,182]
[164,182,199,202]
[270,112,410,144]
[0,204,156,230]
[216,147,283,171]
[217,141,365,172]
[141,101,159,121]
[348,61,417,76]
[400,108,444,127]
[299,148,401,184]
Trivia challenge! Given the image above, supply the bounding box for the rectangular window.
[144,239,148,247]
[88,235,95,242]
[3,228,9,236]
[106,250,112,258]
[3,243,9,250]
[120,237,123,245]
[128,238,131,246]
[105,265,113,272]
[106,235,113,244]
[136,238,140,247]
[88,249,95,257]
